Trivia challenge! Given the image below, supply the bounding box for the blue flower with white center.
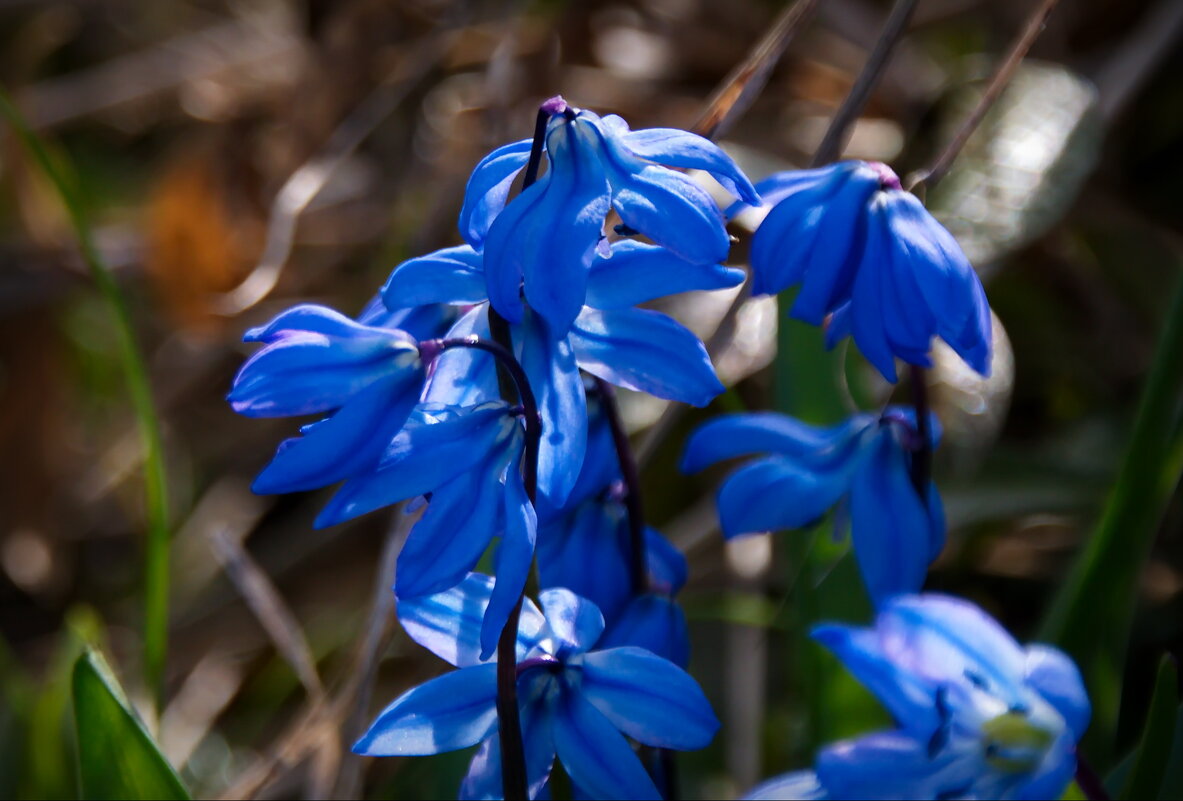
[228,303,427,495]
[355,574,719,800]
[460,96,759,335]
[681,408,944,606]
[733,161,991,382]
[536,408,691,666]
[382,238,738,505]
[745,594,1090,801]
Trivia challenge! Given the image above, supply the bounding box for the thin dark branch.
[811,0,919,166]
[1075,755,1112,801]
[908,364,932,498]
[909,0,1063,192]
[593,378,649,595]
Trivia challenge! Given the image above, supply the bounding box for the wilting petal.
[580,646,718,749]
[571,307,723,406]
[716,457,849,537]
[616,123,759,203]
[847,431,934,604]
[552,687,661,800]
[681,412,872,472]
[1023,645,1090,740]
[253,372,420,495]
[600,594,690,668]
[382,245,488,308]
[353,663,498,755]
[585,240,745,310]
[459,138,532,247]
[480,466,539,660]
[398,574,547,668]
[744,770,828,801]
[539,588,605,658]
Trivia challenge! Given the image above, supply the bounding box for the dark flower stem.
[908,364,932,498]
[1075,755,1111,801]
[593,378,649,595]
[811,0,918,167]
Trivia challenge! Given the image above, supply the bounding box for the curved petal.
[744,770,828,801]
[382,245,488,308]
[847,430,933,604]
[716,457,849,538]
[517,311,587,506]
[552,686,661,800]
[585,240,745,310]
[459,693,557,800]
[1023,645,1090,740]
[646,527,687,594]
[600,594,690,668]
[398,573,547,668]
[1015,732,1077,801]
[815,730,967,800]
[536,502,632,625]
[609,164,730,267]
[352,663,498,755]
[680,412,872,472]
[580,646,718,749]
[558,408,620,512]
[621,126,759,202]
[424,306,500,406]
[480,466,539,660]
[459,138,532,247]
[570,307,723,406]
[539,588,605,658]
[358,296,454,341]
[253,372,420,495]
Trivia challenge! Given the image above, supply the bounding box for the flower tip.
[540,95,568,115]
[867,161,902,191]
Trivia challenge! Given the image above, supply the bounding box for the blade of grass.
[1120,656,1180,800]
[1041,270,1183,765]
[0,88,171,710]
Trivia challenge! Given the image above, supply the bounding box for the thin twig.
[593,378,649,595]
[811,0,919,166]
[909,0,1063,192]
[691,0,821,139]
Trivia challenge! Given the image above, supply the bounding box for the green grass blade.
[1041,271,1183,764]
[0,88,171,708]
[72,649,189,800]
[1119,656,1179,800]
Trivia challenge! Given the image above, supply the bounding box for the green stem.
[0,88,171,711]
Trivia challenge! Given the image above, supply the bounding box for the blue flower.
[681,408,944,606]
[228,304,427,494]
[355,574,719,800]
[382,239,736,505]
[735,161,991,382]
[745,594,1089,800]
[460,97,759,334]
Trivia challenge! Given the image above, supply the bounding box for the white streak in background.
[160,652,245,770]
[725,535,772,793]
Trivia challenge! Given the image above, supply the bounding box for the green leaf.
[1119,656,1180,800]
[1041,273,1183,764]
[71,649,189,800]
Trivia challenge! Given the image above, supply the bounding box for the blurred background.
[1,0,1181,798]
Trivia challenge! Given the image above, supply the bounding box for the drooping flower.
[355,574,719,800]
[745,594,1090,800]
[228,304,428,494]
[734,161,991,382]
[460,96,759,334]
[681,408,944,606]
[382,238,737,505]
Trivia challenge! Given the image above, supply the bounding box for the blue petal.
[570,307,723,406]
[737,163,856,214]
[395,469,505,598]
[315,402,515,526]
[848,207,899,382]
[381,245,488,308]
[744,770,828,800]
[538,588,605,658]
[1023,645,1090,740]
[352,663,498,755]
[585,240,745,310]
[715,457,849,538]
[231,304,420,418]
[397,573,547,668]
[556,407,620,512]
[600,594,690,668]
[580,645,718,749]
[536,502,632,625]
[480,466,539,660]
[646,527,687,594]
[424,306,500,406]
[815,729,965,800]
[482,120,612,332]
[517,311,587,506]
[459,138,532,247]
[847,430,934,604]
[459,690,557,801]
[1015,732,1077,801]
[253,372,420,495]
[878,594,1027,705]
[680,412,873,472]
[552,685,661,800]
[824,302,852,350]
[608,164,730,267]
[810,624,941,739]
[358,295,454,340]
[617,122,759,203]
